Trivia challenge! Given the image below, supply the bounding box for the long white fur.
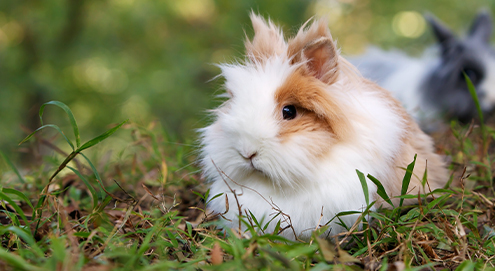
[200,50,409,240]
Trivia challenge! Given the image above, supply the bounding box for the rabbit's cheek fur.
[479,60,495,111]
[278,109,334,157]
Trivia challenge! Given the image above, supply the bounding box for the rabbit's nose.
[240,151,258,160]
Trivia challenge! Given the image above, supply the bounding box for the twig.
[211,159,303,241]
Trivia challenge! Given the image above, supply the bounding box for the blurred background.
[0,0,494,163]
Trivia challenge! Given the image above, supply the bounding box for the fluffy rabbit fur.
[199,13,448,241]
[350,11,495,131]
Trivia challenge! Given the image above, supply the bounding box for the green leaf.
[0,226,44,258]
[191,191,203,199]
[2,210,20,226]
[464,73,484,125]
[167,230,179,248]
[186,222,193,237]
[460,215,480,238]
[367,174,394,207]
[400,208,421,222]
[399,154,416,208]
[248,210,262,230]
[67,166,98,210]
[40,101,81,148]
[470,161,490,169]
[426,193,450,210]
[73,232,91,238]
[455,260,477,271]
[50,235,67,262]
[76,119,128,152]
[263,212,281,232]
[2,188,34,211]
[206,192,223,205]
[421,163,428,188]
[0,191,28,226]
[335,210,362,217]
[273,219,282,235]
[0,151,25,184]
[0,247,44,271]
[18,124,75,151]
[356,169,369,206]
[80,153,105,193]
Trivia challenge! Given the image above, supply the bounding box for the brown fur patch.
[275,67,352,146]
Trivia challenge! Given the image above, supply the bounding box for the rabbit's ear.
[468,10,493,43]
[301,37,339,84]
[245,13,287,63]
[425,14,456,45]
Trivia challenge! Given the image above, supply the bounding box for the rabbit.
[199,13,448,241]
[350,11,495,131]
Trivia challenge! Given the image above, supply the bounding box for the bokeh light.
[0,0,493,161]
[310,0,344,25]
[392,11,427,38]
[172,0,216,23]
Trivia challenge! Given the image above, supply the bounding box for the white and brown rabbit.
[199,13,448,241]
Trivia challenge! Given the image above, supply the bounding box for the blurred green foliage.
[0,0,494,160]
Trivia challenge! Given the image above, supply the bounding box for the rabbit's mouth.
[246,158,262,172]
[243,157,269,177]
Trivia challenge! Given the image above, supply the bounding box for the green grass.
[0,100,494,270]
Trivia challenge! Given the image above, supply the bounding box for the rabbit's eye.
[462,68,482,85]
[282,105,297,120]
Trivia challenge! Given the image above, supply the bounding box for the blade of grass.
[421,165,428,188]
[462,72,493,189]
[67,166,98,210]
[396,154,416,221]
[2,210,20,227]
[367,174,394,207]
[0,226,44,257]
[40,101,81,148]
[0,247,44,271]
[464,73,484,126]
[0,191,29,226]
[33,119,126,234]
[0,150,25,184]
[80,153,105,193]
[400,155,416,208]
[19,124,74,151]
[356,170,369,206]
[464,72,492,184]
[76,119,128,152]
[2,188,34,210]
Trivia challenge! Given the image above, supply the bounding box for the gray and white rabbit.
[350,11,495,131]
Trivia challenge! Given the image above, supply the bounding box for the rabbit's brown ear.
[245,13,287,63]
[288,18,339,85]
[301,37,339,85]
[469,10,493,43]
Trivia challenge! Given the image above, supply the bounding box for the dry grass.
[0,101,494,270]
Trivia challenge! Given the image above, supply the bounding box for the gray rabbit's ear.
[425,13,456,45]
[468,10,493,43]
